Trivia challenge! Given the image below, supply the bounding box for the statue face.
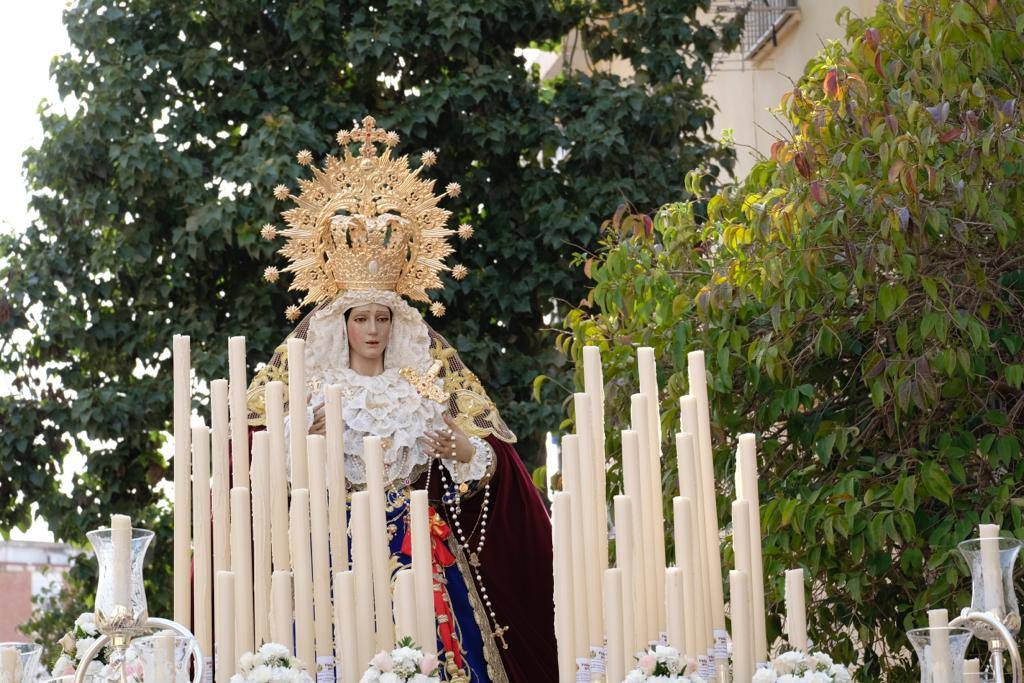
[346,303,392,365]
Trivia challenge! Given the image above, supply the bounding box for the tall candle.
[552,492,578,682]
[731,500,754,668]
[362,436,395,651]
[964,658,980,681]
[192,425,214,659]
[675,424,711,651]
[287,338,309,489]
[394,568,418,643]
[306,435,334,661]
[251,432,272,647]
[665,567,685,653]
[230,487,255,656]
[621,430,650,646]
[687,351,726,634]
[266,381,291,571]
[582,347,609,577]
[228,336,250,489]
[325,385,349,574]
[638,348,668,633]
[735,433,767,663]
[784,568,807,652]
[729,570,754,683]
[673,495,700,659]
[928,608,951,683]
[154,631,176,683]
[629,396,661,643]
[270,570,294,652]
[111,513,133,609]
[561,436,591,659]
[172,335,192,629]
[212,379,232,571]
[350,492,376,673]
[215,571,236,683]
[410,490,436,656]
[980,524,1005,615]
[334,571,360,683]
[604,568,625,683]
[291,488,316,671]
[573,393,604,649]
[613,494,640,658]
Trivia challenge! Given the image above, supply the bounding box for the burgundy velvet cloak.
[429,436,558,683]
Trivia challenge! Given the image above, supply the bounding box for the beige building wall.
[707,0,879,179]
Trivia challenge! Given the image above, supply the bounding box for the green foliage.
[563,1,1024,679]
[0,0,740,645]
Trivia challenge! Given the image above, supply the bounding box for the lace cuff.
[441,436,493,485]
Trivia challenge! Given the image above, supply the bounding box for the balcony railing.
[713,0,800,60]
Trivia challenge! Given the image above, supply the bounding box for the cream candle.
[928,608,951,683]
[228,336,250,489]
[212,379,232,572]
[172,334,192,629]
[291,488,316,671]
[287,337,309,489]
[251,432,272,647]
[111,513,133,610]
[410,490,436,656]
[673,495,700,659]
[686,351,726,635]
[560,436,591,660]
[0,647,20,683]
[603,568,625,683]
[553,492,578,682]
[735,433,767,663]
[154,631,175,683]
[614,494,640,659]
[270,570,294,652]
[192,425,214,660]
[784,568,807,652]
[394,568,418,643]
[980,524,1005,615]
[675,422,712,652]
[334,571,360,683]
[629,396,661,643]
[582,347,609,577]
[573,393,604,650]
[638,348,668,633]
[306,435,333,661]
[350,491,376,671]
[265,381,291,571]
[665,567,685,653]
[215,571,236,682]
[362,436,395,651]
[964,658,980,681]
[729,570,754,683]
[230,487,254,656]
[325,385,349,574]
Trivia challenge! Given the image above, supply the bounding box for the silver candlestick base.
[951,610,1021,683]
[73,614,204,683]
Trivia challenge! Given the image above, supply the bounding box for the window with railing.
[713,0,800,59]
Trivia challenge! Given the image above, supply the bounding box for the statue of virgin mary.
[242,117,557,682]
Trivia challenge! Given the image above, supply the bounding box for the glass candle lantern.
[86,527,155,633]
[958,537,1024,637]
[0,643,43,683]
[907,627,974,683]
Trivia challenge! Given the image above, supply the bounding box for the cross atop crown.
[335,115,400,157]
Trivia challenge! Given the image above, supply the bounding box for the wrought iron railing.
[713,0,800,59]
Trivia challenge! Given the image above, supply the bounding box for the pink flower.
[371,651,394,672]
[419,654,439,675]
[638,655,656,675]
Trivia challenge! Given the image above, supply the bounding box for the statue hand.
[309,405,326,436]
[425,414,474,463]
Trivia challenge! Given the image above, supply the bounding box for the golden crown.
[261,116,472,319]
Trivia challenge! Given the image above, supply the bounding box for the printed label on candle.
[658,631,669,646]
[713,628,730,659]
[575,658,592,683]
[697,655,714,679]
[315,655,335,683]
[204,657,214,683]
[589,646,607,674]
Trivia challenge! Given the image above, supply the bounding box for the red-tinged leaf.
[824,69,840,99]
[770,140,786,161]
[939,127,963,143]
[642,214,653,238]
[926,166,937,192]
[795,152,812,179]
[611,203,627,232]
[886,114,898,133]
[875,51,885,78]
[888,159,906,184]
[901,166,918,196]
[865,28,880,50]
[810,181,828,205]
[584,258,594,279]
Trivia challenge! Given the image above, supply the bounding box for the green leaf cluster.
[563,1,1024,679]
[0,0,741,650]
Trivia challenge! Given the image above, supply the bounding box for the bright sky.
[2,1,71,542]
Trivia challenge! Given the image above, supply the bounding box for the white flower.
[625,670,647,683]
[259,643,290,661]
[230,675,244,683]
[358,671,380,683]
[810,652,833,670]
[806,673,831,683]
[239,652,256,671]
[76,637,98,660]
[250,665,273,683]
[777,675,800,683]
[829,665,852,682]
[410,676,431,683]
[776,651,806,675]
[75,612,99,636]
[753,668,779,683]
[378,673,400,683]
